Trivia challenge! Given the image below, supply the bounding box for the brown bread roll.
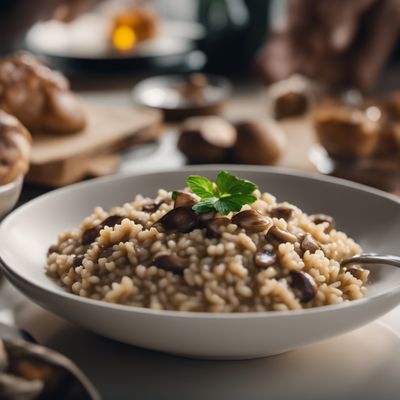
[0,52,85,134]
[0,110,32,185]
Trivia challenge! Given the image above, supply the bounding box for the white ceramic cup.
[0,175,23,219]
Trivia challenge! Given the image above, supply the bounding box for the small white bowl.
[0,166,400,359]
[0,175,23,219]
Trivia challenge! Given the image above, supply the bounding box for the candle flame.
[112,25,137,52]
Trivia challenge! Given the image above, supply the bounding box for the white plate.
[26,16,201,59]
[1,166,400,359]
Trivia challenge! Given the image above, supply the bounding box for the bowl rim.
[0,175,23,194]
[1,165,399,320]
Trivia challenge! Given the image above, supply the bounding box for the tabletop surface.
[2,76,400,400]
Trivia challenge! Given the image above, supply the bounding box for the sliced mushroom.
[270,206,294,221]
[173,191,198,208]
[345,265,365,280]
[232,210,273,233]
[72,255,84,268]
[142,198,165,213]
[100,215,124,227]
[156,207,199,233]
[198,211,216,227]
[300,234,321,254]
[153,252,186,274]
[81,226,101,245]
[206,217,231,238]
[289,270,317,302]
[81,215,124,245]
[266,225,298,243]
[254,249,277,268]
[47,245,58,256]
[309,214,336,233]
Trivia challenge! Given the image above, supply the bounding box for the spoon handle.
[341,253,400,268]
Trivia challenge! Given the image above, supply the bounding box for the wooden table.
[82,83,317,172]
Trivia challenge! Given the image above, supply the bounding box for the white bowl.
[0,175,23,219]
[0,166,400,360]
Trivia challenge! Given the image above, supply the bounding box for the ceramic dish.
[26,17,204,73]
[0,166,400,359]
[310,144,400,194]
[0,176,23,219]
[132,74,232,121]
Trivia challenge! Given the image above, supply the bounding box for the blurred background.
[0,0,271,76]
[0,0,399,201]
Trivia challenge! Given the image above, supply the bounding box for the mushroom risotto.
[46,171,368,312]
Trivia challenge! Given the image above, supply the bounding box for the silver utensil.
[341,253,400,268]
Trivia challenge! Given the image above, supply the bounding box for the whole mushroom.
[373,119,399,157]
[267,75,311,120]
[313,104,380,160]
[177,116,237,163]
[381,92,400,121]
[230,118,286,165]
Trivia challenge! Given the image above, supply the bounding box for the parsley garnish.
[186,171,257,215]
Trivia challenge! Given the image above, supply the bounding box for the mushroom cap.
[266,74,313,120]
[254,248,277,268]
[156,207,199,233]
[232,210,273,233]
[312,104,379,160]
[289,270,317,303]
[178,116,236,163]
[231,118,286,165]
[274,91,308,120]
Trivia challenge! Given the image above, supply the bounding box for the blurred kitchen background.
[0,0,399,199]
[0,0,271,77]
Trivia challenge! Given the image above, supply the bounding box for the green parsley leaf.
[227,193,257,205]
[214,197,241,215]
[192,197,219,213]
[183,171,258,215]
[214,194,257,215]
[187,175,217,199]
[171,191,179,200]
[216,171,257,196]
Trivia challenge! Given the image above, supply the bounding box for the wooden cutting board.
[27,102,163,187]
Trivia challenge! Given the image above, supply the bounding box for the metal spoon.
[341,253,400,268]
